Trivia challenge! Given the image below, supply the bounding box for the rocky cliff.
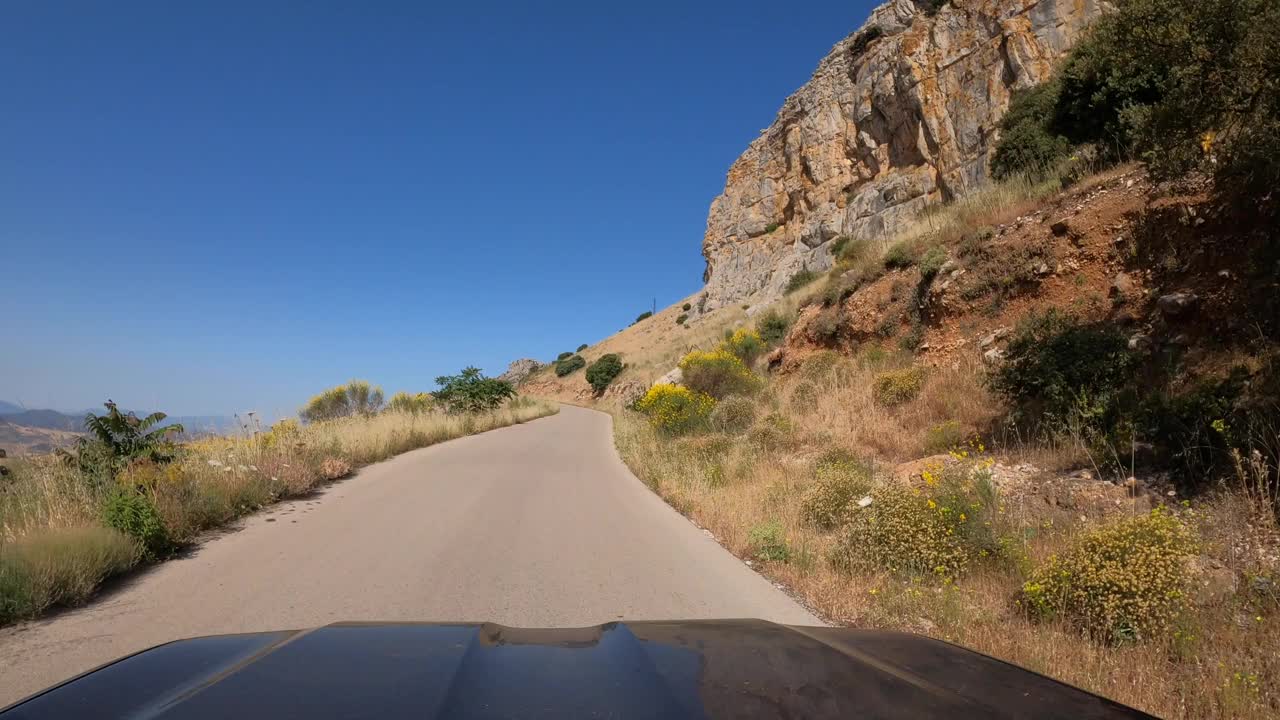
[699,0,1104,310]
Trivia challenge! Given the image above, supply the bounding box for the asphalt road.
[0,405,818,706]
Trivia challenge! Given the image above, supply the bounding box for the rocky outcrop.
[700,0,1104,310]
[498,359,542,387]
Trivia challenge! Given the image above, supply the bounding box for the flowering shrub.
[1020,508,1196,643]
[720,328,765,364]
[679,349,760,399]
[872,367,925,406]
[801,451,873,531]
[635,384,715,434]
[834,456,1004,578]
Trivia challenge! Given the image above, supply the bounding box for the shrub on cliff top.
[585,354,624,395]
[554,354,586,377]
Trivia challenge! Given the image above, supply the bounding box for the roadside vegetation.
[0,371,555,625]
[608,3,1279,715]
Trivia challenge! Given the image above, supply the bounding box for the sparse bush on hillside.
[433,367,516,413]
[679,349,760,399]
[301,381,385,423]
[801,451,873,531]
[709,395,756,433]
[765,222,780,234]
[585,354,624,395]
[554,354,586,377]
[834,459,1004,578]
[635,384,715,434]
[682,303,692,312]
[872,367,925,406]
[675,313,688,325]
[989,311,1135,434]
[720,328,765,364]
[557,351,573,361]
[883,243,916,270]
[829,235,853,257]
[811,307,843,344]
[388,392,434,415]
[756,310,790,345]
[749,520,791,563]
[633,311,653,325]
[576,343,589,352]
[1020,508,1196,643]
[785,268,820,294]
[918,246,948,281]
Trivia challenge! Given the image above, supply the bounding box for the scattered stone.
[654,367,683,387]
[1109,272,1135,300]
[979,327,1011,349]
[982,347,1005,365]
[1157,292,1199,318]
[1128,333,1152,352]
[1188,557,1238,606]
[1034,262,1052,276]
[857,495,874,508]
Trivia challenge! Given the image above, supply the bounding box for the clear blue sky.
[2,0,876,417]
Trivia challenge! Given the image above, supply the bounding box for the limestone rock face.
[700,0,1104,310]
[498,359,542,386]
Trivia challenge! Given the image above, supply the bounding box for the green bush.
[898,323,925,353]
[554,354,586,377]
[883,243,915,270]
[433,367,517,412]
[1020,509,1196,643]
[675,313,688,325]
[765,222,780,234]
[557,351,573,361]
[872,367,925,406]
[785,269,820,294]
[0,527,140,624]
[800,451,873,531]
[756,310,790,345]
[720,328,765,364]
[988,312,1135,433]
[709,396,756,433]
[576,343,589,352]
[682,303,692,312]
[301,380,384,423]
[102,490,169,559]
[748,521,791,563]
[924,421,971,454]
[991,82,1073,179]
[585,354,624,395]
[830,235,853,257]
[918,246,948,281]
[678,349,760,399]
[633,311,653,325]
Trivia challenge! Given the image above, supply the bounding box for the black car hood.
[1,620,1153,719]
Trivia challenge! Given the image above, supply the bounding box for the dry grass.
[598,162,1280,716]
[0,399,557,624]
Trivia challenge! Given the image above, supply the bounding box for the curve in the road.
[0,405,818,706]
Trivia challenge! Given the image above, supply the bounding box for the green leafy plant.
[585,354,624,395]
[918,246,948,281]
[61,401,185,479]
[301,381,385,423]
[990,81,1073,179]
[557,351,574,361]
[682,303,692,312]
[633,311,653,325]
[749,521,791,563]
[433,367,516,413]
[883,243,915,270]
[764,222,780,234]
[554,354,586,377]
[756,310,790,345]
[720,328,765,364]
[102,490,169,559]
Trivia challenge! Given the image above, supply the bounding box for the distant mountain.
[0,402,241,437]
[0,419,81,456]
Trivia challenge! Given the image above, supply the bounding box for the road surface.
[0,405,818,706]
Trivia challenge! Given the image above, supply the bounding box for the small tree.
[63,401,185,477]
[433,367,516,413]
[585,354,624,395]
[300,380,385,423]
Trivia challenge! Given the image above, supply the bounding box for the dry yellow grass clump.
[0,399,557,624]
